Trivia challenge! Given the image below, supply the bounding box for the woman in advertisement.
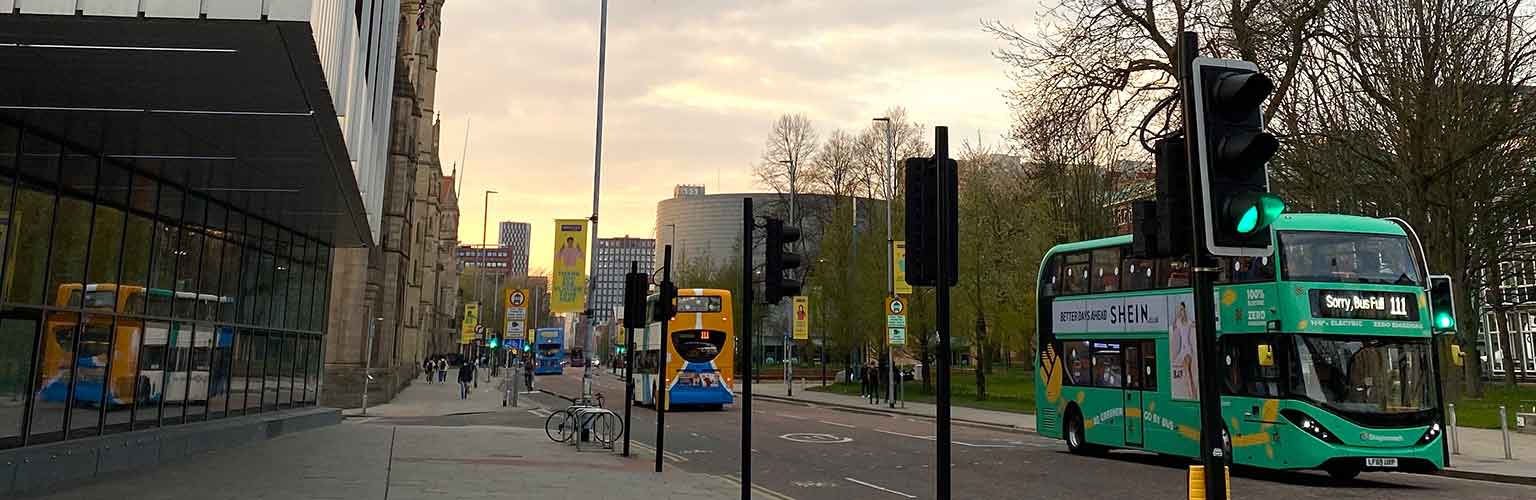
[1170,301,1198,400]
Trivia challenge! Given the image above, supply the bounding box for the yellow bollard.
[1188,465,1232,500]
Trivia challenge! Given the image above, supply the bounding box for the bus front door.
[1123,343,1145,447]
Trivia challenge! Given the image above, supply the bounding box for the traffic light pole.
[934,126,952,500]
[623,261,638,458]
[741,198,755,500]
[655,244,672,474]
[1179,31,1228,500]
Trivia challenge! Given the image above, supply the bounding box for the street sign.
[792,296,810,340]
[505,288,529,338]
[886,296,907,346]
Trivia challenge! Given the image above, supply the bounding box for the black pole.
[656,244,672,473]
[624,261,638,458]
[741,198,755,500]
[1178,31,1227,500]
[934,126,952,500]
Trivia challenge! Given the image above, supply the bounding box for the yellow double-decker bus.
[38,284,150,408]
[633,288,735,410]
[38,284,235,408]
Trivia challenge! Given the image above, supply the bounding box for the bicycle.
[544,392,621,445]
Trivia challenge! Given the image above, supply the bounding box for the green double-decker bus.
[1035,213,1445,480]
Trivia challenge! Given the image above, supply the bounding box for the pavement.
[27,373,750,500]
[538,369,1536,499]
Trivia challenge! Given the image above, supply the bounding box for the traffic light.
[652,280,678,321]
[904,156,958,286]
[1130,137,1195,259]
[1191,57,1285,257]
[764,217,802,305]
[623,271,650,329]
[488,337,499,349]
[1429,275,1456,332]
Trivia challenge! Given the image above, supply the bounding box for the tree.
[808,130,866,199]
[756,114,819,197]
[952,141,1056,400]
[858,107,931,201]
[1274,0,1536,392]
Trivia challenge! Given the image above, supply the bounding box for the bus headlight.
[1282,409,1343,444]
[1417,422,1442,445]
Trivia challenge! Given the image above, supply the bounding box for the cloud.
[435,0,1039,271]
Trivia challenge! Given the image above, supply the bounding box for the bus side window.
[1222,336,1282,398]
[1141,340,1157,390]
[1040,255,1059,297]
[1062,253,1090,295]
[1122,257,1156,291]
[1063,341,1092,385]
[1163,258,1191,288]
[1091,247,1121,293]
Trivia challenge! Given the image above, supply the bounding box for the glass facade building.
[0,122,330,450]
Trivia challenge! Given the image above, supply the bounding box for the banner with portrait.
[550,219,589,314]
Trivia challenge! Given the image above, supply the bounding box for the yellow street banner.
[892,240,913,294]
[460,302,480,345]
[551,219,589,313]
[792,295,810,340]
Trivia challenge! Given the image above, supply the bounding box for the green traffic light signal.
[489,338,499,349]
[1435,311,1455,330]
[1234,193,1286,234]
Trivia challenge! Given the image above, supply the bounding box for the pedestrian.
[523,353,536,391]
[423,356,434,383]
[437,357,448,383]
[458,357,477,400]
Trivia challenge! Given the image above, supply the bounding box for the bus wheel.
[1065,409,1100,456]
[1325,464,1360,481]
[1221,426,1233,465]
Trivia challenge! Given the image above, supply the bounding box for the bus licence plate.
[1365,457,1398,468]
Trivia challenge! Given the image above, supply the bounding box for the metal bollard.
[1448,403,1460,455]
[1501,405,1513,460]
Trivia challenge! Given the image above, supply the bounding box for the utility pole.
[877,117,897,408]
[580,0,610,386]
[479,190,497,360]
[740,198,755,500]
[934,127,953,500]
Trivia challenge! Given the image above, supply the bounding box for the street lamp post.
[579,0,611,393]
[480,190,498,360]
[873,116,896,408]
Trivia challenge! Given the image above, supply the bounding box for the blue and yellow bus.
[1035,214,1445,480]
[532,328,564,375]
[634,288,735,410]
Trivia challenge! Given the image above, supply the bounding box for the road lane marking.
[844,477,917,498]
[712,474,798,500]
[954,441,1016,448]
[528,408,552,418]
[779,433,853,444]
[776,413,808,420]
[818,420,855,429]
[875,429,934,441]
[630,441,688,463]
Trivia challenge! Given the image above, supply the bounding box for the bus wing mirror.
[1257,344,1275,367]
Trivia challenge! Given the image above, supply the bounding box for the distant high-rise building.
[591,237,656,324]
[498,221,531,277]
[674,184,706,197]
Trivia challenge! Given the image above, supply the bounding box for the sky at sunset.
[434,0,1040,271]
